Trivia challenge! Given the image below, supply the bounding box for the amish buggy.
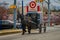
[23,11,46,34]
[17,11,46,34]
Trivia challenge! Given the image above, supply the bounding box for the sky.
[0,0,60,9]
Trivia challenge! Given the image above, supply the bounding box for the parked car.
[2,20,21,29]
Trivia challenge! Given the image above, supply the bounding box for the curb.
[0,29,22,36]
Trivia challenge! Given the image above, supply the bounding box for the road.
[0,27,60,40]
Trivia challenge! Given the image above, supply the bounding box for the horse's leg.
[22,28,25,35]
[22,24,26,35]
[28,24,31,34]
[28,27,31,34]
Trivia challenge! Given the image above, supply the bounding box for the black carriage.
[25,11,43,33]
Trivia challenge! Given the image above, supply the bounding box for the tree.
[0,6,7,20]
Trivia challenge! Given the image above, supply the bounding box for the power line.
[54,0,60,4]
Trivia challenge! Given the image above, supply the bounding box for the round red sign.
[29,1,36,8]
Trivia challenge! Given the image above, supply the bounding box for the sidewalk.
[0,25,60,36]
[0,29,22,36]
[54,25,60,28]
[46,25,60,32]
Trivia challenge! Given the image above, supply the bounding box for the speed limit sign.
[29,1,36,8]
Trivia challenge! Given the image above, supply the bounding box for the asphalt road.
[0,27,60,40]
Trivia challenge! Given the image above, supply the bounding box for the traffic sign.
[35,0,44,2]
[40,0,43,2]
[10,5,16,9]
[29,1,36,8]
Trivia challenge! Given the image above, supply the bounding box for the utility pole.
[45,0,50,27]
[22,0,24,15]
[48,0,50,27]
[14,0,16,29]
